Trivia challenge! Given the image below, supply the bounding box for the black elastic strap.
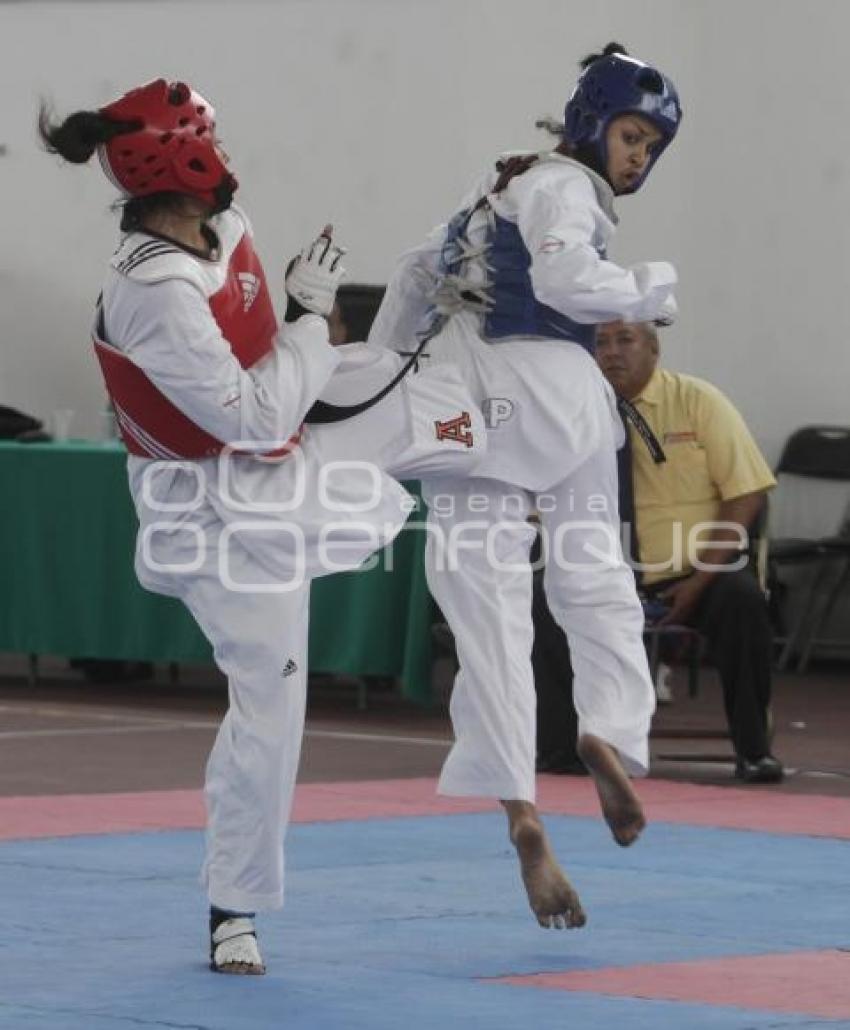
[618,397,666,464]
[210,906,255,935]
[304,325,438,425]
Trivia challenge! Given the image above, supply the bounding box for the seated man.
[595,320,783,783]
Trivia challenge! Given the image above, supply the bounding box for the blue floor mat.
[1,813,848,1030]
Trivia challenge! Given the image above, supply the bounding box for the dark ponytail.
[579,41,629,70]
[37,103,139,164]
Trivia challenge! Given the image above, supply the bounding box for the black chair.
[336,284,386,343]
[767,426,850,671]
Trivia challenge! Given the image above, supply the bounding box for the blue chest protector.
[439,207,599,353]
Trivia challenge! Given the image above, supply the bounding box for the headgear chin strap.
[97,79,237,209]
[563,53,682,191]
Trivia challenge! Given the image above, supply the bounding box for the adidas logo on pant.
[281,658,298,678]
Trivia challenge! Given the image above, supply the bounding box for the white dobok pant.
[181,567,310,912]
[424,463,654,805]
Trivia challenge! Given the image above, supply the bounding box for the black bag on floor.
[0,405,43,440]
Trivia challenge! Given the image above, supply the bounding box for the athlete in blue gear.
[371,43,682,930]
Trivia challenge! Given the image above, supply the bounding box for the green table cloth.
[0,440,434,701]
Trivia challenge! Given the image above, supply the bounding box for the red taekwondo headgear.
[97,79,237,208]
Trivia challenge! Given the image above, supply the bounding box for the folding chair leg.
[687,638,700,698]
[776,560,829,670]
[797,557,850,673]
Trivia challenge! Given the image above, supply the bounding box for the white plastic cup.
[100,409,119,443]
[49,409,74,442]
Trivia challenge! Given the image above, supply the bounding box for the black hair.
[37,102,138,163]
[115,193,197,232]
[117,176,234,230]
[579,41,629,70]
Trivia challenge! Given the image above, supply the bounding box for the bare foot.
[502,801,586,930]
[577,733,646,847]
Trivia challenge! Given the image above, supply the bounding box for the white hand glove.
[285,225,347,316]
[654,293,678,327]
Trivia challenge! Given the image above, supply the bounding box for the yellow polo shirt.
[630,368,776,585]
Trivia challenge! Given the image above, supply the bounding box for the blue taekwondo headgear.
[563,52,682,191]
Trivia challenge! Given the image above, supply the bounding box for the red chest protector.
[93,214,300,460]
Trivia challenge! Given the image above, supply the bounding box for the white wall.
[1,0,848,459]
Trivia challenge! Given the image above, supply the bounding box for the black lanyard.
[617,397,666,464]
